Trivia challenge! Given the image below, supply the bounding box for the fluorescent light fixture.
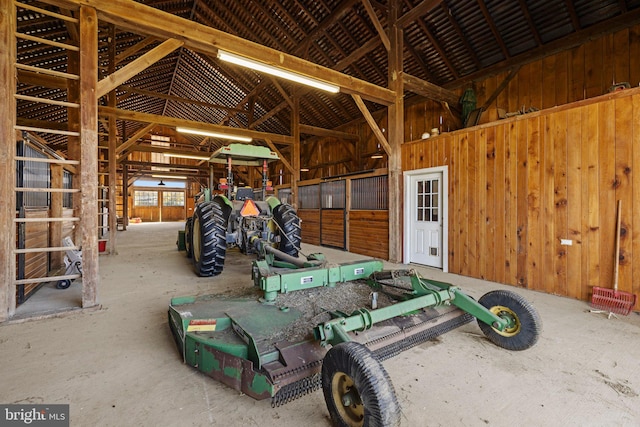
[151,135,171,142]
[176,127,252,142]
[300,167,310,172]
[163,152,211,161]
[152,174,188,180]
[217,50,340,94]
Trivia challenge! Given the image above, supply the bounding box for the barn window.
[162,191,184,207]
[134,191,158,207]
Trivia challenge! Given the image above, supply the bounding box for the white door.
[408,172,443,267]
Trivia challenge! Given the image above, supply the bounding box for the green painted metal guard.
[313,273,509,347]
[252,259,384,302]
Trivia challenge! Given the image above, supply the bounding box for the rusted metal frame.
[477,0,510,60]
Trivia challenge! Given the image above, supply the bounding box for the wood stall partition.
[402,87,640,304]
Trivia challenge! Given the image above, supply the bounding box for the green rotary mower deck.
[169,267,542,423]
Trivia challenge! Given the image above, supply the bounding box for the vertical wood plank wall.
[404,24,640,143]
[402,88,640,303]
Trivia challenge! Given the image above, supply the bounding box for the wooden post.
[108,24,117,254]
[50,164,64,269]
[79,6,99,308]
[122,164,129,230]
[0,0,17,321]
[387,0,404,263]
[291,95,301,208]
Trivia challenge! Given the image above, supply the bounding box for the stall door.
[408,172,443,268]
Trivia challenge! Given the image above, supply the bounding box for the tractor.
[183,144,301,277]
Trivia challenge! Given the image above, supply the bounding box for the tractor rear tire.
[191,200,227,276]
[184,217,193,258]
[477,290,542,351]
[273,204,301,258]
[322,341,400,427]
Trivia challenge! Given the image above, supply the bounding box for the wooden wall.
[402,87,640,304]
[404,23,640,144]
[349,210,389,260]
[299,209,320,245]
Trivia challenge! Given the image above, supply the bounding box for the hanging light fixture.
[157,180,166,186]
[217,50,340,93]
[371,143,384,159]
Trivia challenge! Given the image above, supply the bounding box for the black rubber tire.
[184,217,193,258]
[322,342,400,427]
[56,280,71,290]
[477,290,542,351]
[191,200,228,276]
[272,203,301,258]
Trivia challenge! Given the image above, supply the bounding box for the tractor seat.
[236,187,254,201]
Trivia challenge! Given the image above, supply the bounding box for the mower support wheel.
[322,342,400,427]
[191,200,227,276]
[477,290,542,351]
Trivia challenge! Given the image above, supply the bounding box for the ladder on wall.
[11,2,109,307]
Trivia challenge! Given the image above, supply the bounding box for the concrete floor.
[1,222,639,426]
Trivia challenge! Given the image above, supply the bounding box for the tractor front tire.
[477,290,542,351]
[191,200,227,276]
[322,342,400,427]
[184,217,193,258]
[273,204,301,258]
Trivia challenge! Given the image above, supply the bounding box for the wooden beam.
[119,85,247,114]
[299,124,359,140]
[79,5,99,308]
[403,72,459,107]
[107,23,118,255]
[362,0,390,51]
[0,0,17,321]
[99,106,295,145]
[480,66,521,110]
[264,139,294,175]
[291,96,300,207]
[17,69,68,89]
[397,0,439,28]
[116,123,156,155]
[39,0,395,105]
[97,38,183,98]
[352,94,391,156]
[114,35,157,64]
[387,0,404,263]
[477,0,509,60]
